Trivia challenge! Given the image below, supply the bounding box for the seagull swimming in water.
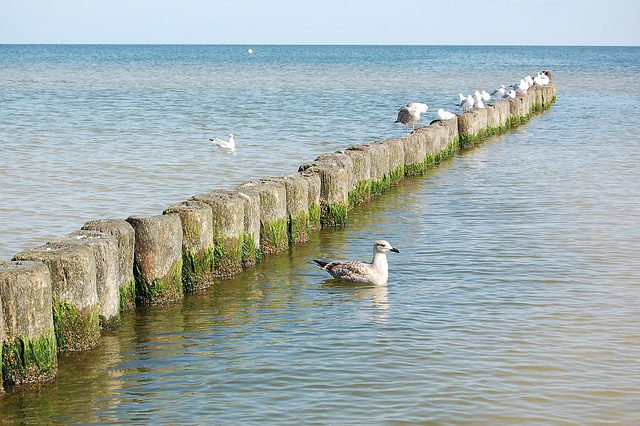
[313,240,399,286]
[395,102,429,135]
[210,133,235,151]
[436,108,456,120]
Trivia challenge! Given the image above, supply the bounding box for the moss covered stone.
[82,219,136,311]
[237,180,289,254]
[52,296,100,351]
[50,230,120,329]
[1,261,58,384]
[13,243,101,352]
[299,160,351,227]
[2,329,57,385]
[191,190,247,276]
[344,147,373,204]
[127,214,184,304]
[164,200,216,290]
[264,173,312,243]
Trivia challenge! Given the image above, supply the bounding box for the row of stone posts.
[0,82,556,392]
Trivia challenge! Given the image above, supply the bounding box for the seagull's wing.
[324,260,373,284]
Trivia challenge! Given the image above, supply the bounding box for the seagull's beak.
[390,247,399,253]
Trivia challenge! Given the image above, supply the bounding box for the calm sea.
[1,45,639,424]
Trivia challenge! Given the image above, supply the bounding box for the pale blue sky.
[1,0,639,45]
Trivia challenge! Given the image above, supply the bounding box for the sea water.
[0,45,639,424]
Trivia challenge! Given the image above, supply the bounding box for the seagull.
[533,72,550,86]
[457,94,474,113]
[513,79,529,96]
[504,89,517,99]
[473,91,485,109]
[210,133,235,151]
[437,108,456,120]
[313,240,399,286]
[490,85,506,100]
[395,102,429,135]
[481,90,491,103]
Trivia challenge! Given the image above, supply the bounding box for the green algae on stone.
[127,214,184,304]
[2,329,58,384]
[52,297,100,352]
[119,278,136,311]
[133,257,183,305]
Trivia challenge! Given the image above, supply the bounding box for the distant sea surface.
[1,45,639,424]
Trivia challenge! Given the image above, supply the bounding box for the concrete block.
[164,200,215,290]
[13,242,100,351]
[1,261,57,384]
[237,180,289,254]
[82,219,135,311]
[264,173,312,243]
[50,230,120,328]
[126,214,183,304]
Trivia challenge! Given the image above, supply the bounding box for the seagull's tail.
[313,259,330,269]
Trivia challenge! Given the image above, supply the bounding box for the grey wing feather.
[326,260,373,283]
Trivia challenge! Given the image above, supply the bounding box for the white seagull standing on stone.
[437,108,456,120]
[395,102,429,135]
[490,85,506,101]
[313,240,400,286]
[457,94,474,113]
[481,90,491,103]
[210,133,236,151]
[473,91,485,109]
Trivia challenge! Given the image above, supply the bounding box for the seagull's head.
[228,134,235,139]
[374,240,399,255]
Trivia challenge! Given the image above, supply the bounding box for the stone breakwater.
[0,82,556,391]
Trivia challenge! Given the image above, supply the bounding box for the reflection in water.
[321,279,390,321]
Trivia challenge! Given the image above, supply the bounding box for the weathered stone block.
[298,160,350,227]
[298,171,322,230]
[164,200,215,290]
[1,261,58,384]
[507,97,527,122]
[541,82,556,107]
[529,85,544,112]
[126,214,183,304]
[398,130,427,176]
[486,103,500,130]
[82,219,136,311]
[458,108,488,145]
[192,190,251,274]
[13,243,100,351]
[264,174,312,243]
[237,180,289,254]
[375,138,405,184]
[50,231,120,328]
[344,146,372,204]
[493,100,511,129]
